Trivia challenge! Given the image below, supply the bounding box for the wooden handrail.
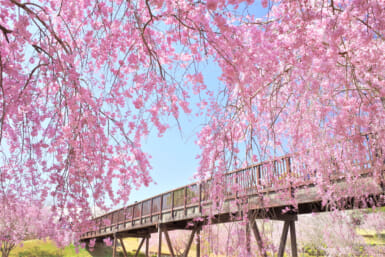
[82,150,378,239]
[84,156,293,235]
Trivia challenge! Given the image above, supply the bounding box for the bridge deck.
[81,156,384,241]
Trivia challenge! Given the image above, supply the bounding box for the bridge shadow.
[86,243,149,257]
[87,251,148,257]
[86,244,114,257]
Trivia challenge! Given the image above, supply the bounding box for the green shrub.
[303,246,326,256]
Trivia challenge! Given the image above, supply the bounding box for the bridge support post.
[156,224,202,257]
[277,219,298,257]
[290,221,298,257]
[249,217,267,257]
[163,225,176,257]
[119,238,128,257]
[248,211,298,257]
[196,227,201,257]
[183,225,201,257]
[157,224,162,257]
[112,233,117,257]
[135,237,146,257]
[246,222,251,256]
[145,234,150,257]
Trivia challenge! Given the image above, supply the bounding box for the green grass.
[9,234,385,257]
[356,229,385,246]
[8,239,153,257]
[9,239,91,257]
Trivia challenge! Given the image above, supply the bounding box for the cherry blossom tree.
[1,0,384,252]
[0,0,218,243]
[0,195,53,257]
[196,0,385,205]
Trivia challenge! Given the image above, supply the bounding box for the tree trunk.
[1,241,13,257]
[1,248,11,257]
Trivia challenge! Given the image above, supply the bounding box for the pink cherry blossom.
[0,1,384,256]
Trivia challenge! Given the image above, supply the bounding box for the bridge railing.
[82,144,378,239]
[82,155,298,238]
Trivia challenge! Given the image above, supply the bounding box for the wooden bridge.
[80,155,385,257]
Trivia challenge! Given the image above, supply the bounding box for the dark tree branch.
[0,53,5,144]
[10,0,71,53]
[0,24,12,43]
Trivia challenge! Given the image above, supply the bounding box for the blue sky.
[129,62,220,201]
[128,1,268,203]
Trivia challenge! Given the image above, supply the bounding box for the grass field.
[9,240,92,257]
[8,230,385,257]
[8,238,183,257]
[357,229,385,246]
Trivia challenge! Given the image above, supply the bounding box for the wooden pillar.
[171,191,175,218]
[160,194,164,221]
[163,226,176,257]
[196,227,201,257]
[184,186,187,216]
[199,183,202,213]
[183,227,197,257]
[277,219,298,257]
[150,198,154,223]
[119,238,128,257]
[135,237,145,257]
[278,221,290,257]
[246,222,251,256]
[290,221,298,257]
[158,225,163,257]
[145,234,150,257]
[249,219,267,257]
[112,233,117,257]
